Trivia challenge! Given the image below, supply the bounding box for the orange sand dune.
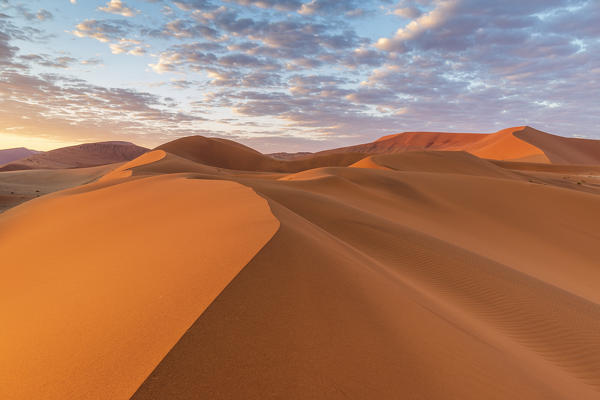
[318,131,486,156]
[460,126,550,162]
[129,155,600,399]
[156,135,366,172]
[310,126,600,166]
[2,135,600,400]
[0,141,148,171]
[0,175,279,400]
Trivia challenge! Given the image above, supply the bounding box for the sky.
[0,0,598,152]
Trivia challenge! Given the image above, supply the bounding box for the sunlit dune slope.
[460,126,550,162]
[315,131,485,157]
[0,141,148,171]
[0,173,279,400]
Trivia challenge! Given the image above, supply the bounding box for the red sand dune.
[310,126,600,166]
[0,141,148,171]
[1,128,600,399]
[156,135,366,172]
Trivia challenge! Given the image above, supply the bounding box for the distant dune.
[0,163,118,213]
[0,141,148,171]
[0,147,40,165]
[1,126,600,399]
[156,135,366,172]
[281,126,600,166]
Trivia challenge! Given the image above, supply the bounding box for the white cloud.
[376,0,459,51]
[98,0,138,17]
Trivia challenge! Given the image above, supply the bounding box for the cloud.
[72,19,134,42]
[109,38,147,56]
[376,0,458,52]
[36,9,53,21]
[98,0,138,17]
[20,54,78,68]
[227,0,302,11]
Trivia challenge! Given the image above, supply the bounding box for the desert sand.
[1,126,599,399]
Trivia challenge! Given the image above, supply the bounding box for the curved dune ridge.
[156,135,366,172]
[1,129,600,399]
[0,175,279,400]
[127,155,600,400]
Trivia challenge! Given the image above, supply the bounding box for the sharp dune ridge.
[1,125,600,399]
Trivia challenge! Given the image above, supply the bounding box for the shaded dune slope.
[351,151,521,179]
[514,127,600,165]
[0,141,148,171]
[156,136,366,172]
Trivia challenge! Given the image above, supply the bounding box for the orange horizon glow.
[0,132,89,151]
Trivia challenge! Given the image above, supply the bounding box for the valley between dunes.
[1,126,600,399]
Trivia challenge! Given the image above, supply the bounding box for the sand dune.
[1,132,600,399]
[305,126,598,166]
[315,131,485,157]
[0,147,40,165]
[0,141,148,171]
[156,135,366,172]
[351,151,521,179]
[514,126,600,165]
[128,152,600,399]
[0,173,279,400]
[460,126,550,162]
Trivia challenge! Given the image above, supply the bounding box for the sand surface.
[0,174,279,400]
[127,149,600,399]
[0,163,119,213]
[1,132,600,399]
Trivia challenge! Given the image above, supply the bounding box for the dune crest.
[130,156,600,399]
[0,175,279,400]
